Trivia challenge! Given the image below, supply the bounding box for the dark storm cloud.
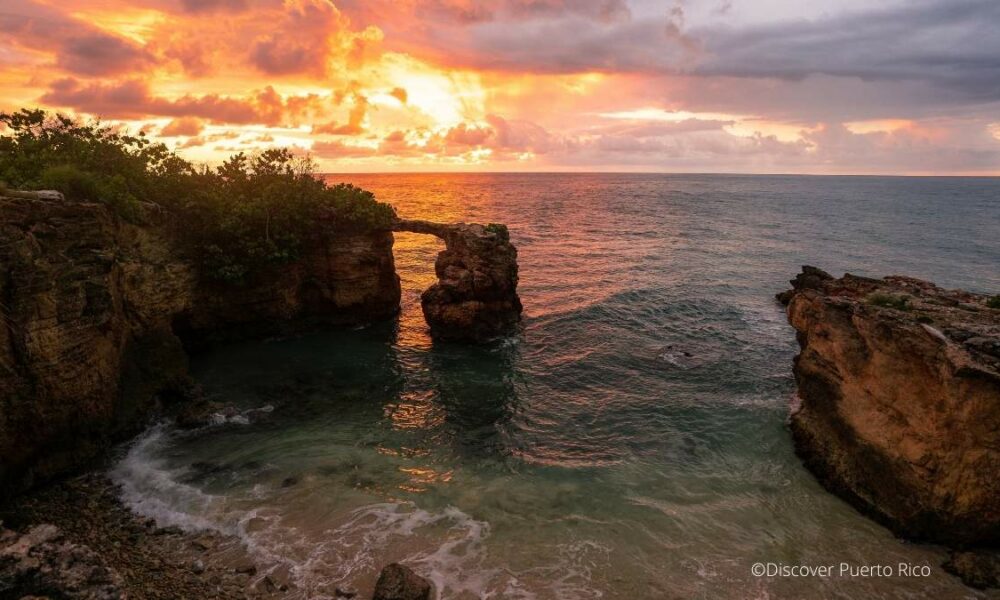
[364,0,999,102]
[697,0,1000,100]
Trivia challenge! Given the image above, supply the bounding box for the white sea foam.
[111,424,230,534]
[112,424,601,599]
[210,404,274,427]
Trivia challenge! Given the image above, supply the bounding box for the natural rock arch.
[392,219,522,342]
[0,189,523,495]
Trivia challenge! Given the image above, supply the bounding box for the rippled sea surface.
[114,174,1000,599]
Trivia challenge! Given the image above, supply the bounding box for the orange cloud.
[160,116,204,137]
[312,92,369,135]
[389,87,408,103]
[40,78,326,126]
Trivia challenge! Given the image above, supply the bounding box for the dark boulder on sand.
[372,563,433,600]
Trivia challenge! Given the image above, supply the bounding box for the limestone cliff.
[394,219,522,342]
[779,266,1000,546]
[0,194,400,495]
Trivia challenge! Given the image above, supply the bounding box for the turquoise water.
[113,174,1000,599]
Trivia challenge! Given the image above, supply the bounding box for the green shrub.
[866,292,911,311]
[485,222,510,242]
[39,164,101,201]
[987,296,1000,309]
[1,109,396,284]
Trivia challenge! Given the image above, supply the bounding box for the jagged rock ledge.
[778,267,1000,574]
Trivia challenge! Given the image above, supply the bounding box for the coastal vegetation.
[866,291,912,311]
[0,109,395,283]
[484,222,510,242]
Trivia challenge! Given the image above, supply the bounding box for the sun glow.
[381,54,486,128]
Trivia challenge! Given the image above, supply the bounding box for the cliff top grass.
[0,108,396,284]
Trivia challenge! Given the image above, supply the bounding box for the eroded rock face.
[0,196,188,495]
[395,219,522,342]
[780,266,1000,546]
[0,195,400,496]
[0,524,124,599]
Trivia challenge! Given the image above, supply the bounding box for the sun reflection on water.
[384,389,445,430]
[391,231,442,351]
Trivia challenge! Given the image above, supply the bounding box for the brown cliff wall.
[780,267,1000,546]
[0,195,400,495]
[176,227,400,347]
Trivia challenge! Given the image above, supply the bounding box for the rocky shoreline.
[1,471,435,599]
[1,471,282,599]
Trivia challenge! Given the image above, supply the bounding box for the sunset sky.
[2,0,999,174]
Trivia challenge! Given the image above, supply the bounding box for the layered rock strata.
[779,266,1000,546]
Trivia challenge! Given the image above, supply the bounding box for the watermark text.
[750,562,932,578]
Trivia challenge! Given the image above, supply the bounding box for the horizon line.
[319,170,1000,178]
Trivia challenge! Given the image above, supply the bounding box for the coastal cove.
[3,173,999,599]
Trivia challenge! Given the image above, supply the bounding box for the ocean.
[112,173,1000,599]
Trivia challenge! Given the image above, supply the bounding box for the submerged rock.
[175,400,235,429]
[395,219,522,342]
[780,266,1000,547]
[0,524,124,599]
[371,563,433,600]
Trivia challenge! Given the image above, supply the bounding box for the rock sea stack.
[779,266,1000,547]
[393,219,522,342]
